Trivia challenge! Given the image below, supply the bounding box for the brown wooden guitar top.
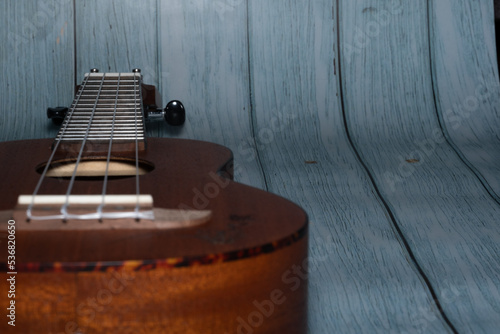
[0,137,308,334]
[0,138,307,266]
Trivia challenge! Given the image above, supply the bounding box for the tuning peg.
[144,100,186,126]
[47,106,68,125]
[164,100,185,126]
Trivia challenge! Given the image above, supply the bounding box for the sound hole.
[37,159,154,179]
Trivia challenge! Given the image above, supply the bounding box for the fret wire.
[58,131,145,134]
[65,107,141,110]
[63,117,144,120]
[61,74,107,219]
[66,115,141,118]
[26,74,92,220]
[58,125,144,129]
[61,121,145,131]
[56,137,145,140]
[58,129,145,132]
[68,110,141,112]
[63,121,144,124]
[57,131,144,134]
[57,137,145,140]
[77,100,137,103]
[97,73,122,220]
[72,102,141,105]
[70,105,141,107]
[57,130,145,134]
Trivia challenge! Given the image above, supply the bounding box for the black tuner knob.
[164,100,185,126]
[47,106,69,125]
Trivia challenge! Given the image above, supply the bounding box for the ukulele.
[0,70,308,333]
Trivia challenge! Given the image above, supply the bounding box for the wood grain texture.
[430,0,500,200]
[0,239,307,334]
[340,0,500,332]
[0,0,74,142]
[249,1,451,332]
[75,0,159,86]
[159,0,265,188]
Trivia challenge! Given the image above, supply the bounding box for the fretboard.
[55,72,145,151]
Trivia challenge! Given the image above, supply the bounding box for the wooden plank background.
[1,0,499,333]
[0,0,74,141]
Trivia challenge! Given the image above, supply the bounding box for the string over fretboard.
[55,72,145,151]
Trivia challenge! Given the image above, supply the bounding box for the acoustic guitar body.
[0,137,308,334]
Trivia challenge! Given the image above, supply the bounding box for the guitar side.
[0,138,308,333]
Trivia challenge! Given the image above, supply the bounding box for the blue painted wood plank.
[158,0,265,188]
[430,0,500,201]
[0,0,74,141]
[249,1,451,332]
[75,0,159,85]
[339,0,500,332]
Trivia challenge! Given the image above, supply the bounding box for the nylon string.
[60,74,107,220]
[26,74,92,221]
[133,72,141,219]
[96,73,121,220]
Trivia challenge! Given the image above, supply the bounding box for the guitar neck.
[55,72,146,152]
